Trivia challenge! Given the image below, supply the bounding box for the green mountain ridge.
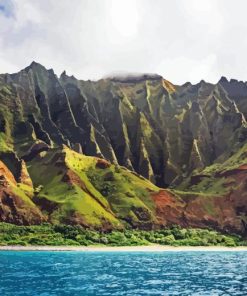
[0,62,246,236]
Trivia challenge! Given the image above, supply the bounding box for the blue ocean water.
[0,251,246,296]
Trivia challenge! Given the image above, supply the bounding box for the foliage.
[0,223,245,247]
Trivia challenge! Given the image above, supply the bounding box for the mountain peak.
[30,61,40,66]
[218,76,229,84]
[182,82,192,87]
[24,61,47,72]
[0,62,246,234]
[61,70,67,76]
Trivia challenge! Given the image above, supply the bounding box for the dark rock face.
[1,62,246,187]
[0,63,246,233]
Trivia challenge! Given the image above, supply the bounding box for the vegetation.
[0,63,247,238]
[26,146,160,227]
[177,142,247,196]
[0,223,246,247]
[202,143,247,175]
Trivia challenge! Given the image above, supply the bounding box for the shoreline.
[1,245,247,252]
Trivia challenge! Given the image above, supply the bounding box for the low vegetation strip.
[0,223,246,247]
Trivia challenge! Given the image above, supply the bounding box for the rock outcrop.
[0,161,44,225]
[0,63,246,234]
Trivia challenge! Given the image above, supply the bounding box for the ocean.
[0,251,246,295]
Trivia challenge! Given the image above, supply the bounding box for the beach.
[1,245,247,252]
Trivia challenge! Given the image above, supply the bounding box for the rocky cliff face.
[1,62,246,186]
[0,62,246,234]
[0,160,43,225]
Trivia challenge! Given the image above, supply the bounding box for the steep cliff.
[0,63,246,234]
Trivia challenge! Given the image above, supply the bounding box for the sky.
[0,0,247,84]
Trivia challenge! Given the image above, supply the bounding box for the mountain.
[0,62,246,235]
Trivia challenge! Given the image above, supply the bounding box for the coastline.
[1,245,247,252]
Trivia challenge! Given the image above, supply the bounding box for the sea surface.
[0,251,247,295]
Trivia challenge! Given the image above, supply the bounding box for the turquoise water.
[0,251,247,295]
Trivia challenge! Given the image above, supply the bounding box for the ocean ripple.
[0,251,246,295]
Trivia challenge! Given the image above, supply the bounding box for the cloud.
[157,54,219,84]
[0,0,247,84]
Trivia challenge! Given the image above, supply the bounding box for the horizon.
[1,0,247,84]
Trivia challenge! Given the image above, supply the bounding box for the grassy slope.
[0,80,38,214]
[0,79,21,154]
[177,142,247,195]
[202,142,247,174]
[0,160,43,224]
[0,70,246,239]
[27,146,159,228]
[171,144,247,225]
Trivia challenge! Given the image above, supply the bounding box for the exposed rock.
[0,161,16,185]
[22,141,49,161]
[0,161,44,224]
[18,160,33,187]
[73,143,83,154]
[96,158,111,169]
[1,62,246,187]
[0,63,246,233]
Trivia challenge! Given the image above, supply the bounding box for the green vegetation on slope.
[28,147,120,227]
[0,63,246,236]
[178,142,247,195]
[27,146,159,228]
[0,223,245,247]
[202,142,247,174]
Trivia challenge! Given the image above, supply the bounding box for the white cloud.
[108,0,140,40]
[156,54,219,84]
[0,0,247,84]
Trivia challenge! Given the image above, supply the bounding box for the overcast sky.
[0,0,247,84]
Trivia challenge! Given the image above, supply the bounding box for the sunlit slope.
[0,160,43,224]
[28,146,159,229]
[174,143,247,234]
[0,63,246,235]
[1,62,246,187]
